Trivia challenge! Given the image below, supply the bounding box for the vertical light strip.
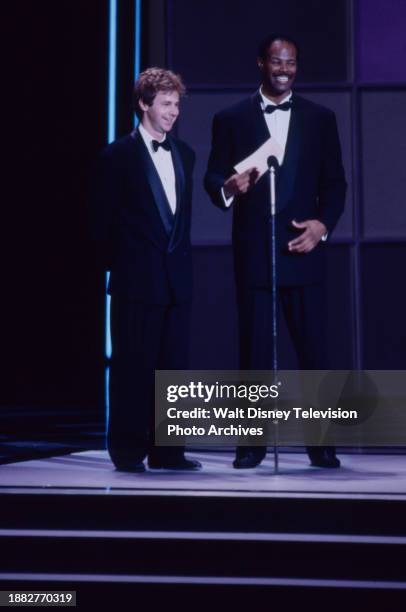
[106,0,117,360]
[106,0,117,354]
[105,0,142,437]
[133,0,142,128]
[134,0,142,80]
[105,0,118,436]
[108,0,117,145]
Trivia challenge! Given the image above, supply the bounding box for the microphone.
[267,155,280,171]
[267,156,279,216]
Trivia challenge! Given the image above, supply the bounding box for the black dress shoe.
[148,457,202,471]
[309,448,341,469]
[233,450,266,469]
[115,461,146,473]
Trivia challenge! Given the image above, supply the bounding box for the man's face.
[140,90,180,135]
[258,39,297,98]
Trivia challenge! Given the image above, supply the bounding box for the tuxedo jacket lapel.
[168,136,186,252]
[276,94,302,212]
[131,131,175,238]
[250,92,270,151]
[249,92,303,213]
[170,135,185,203]
[245,93,275,213]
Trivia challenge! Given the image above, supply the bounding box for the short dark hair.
[257,34,300,61]
[133,67,186,119]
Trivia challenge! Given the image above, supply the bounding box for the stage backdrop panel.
[358,0,406,83]
[168,0,349,86]
[325,245,354,369]
[361,91,406,239]
[361,244,406,369]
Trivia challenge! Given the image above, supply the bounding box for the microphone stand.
[267,156,279,474]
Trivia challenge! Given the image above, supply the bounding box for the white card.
[234,136,283,179]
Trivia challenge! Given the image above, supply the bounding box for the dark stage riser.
[1,530,406,582]
[0,492,406,535]
[0,490,406,605]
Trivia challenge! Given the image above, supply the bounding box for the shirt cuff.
[321,232,328,242]
[221,187,234,208]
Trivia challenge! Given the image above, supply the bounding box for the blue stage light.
[107,0,117,145]
[104,0,118,436]
[105,1,142,431]
[135,0,142,81]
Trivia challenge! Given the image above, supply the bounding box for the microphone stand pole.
[268,158,279,474]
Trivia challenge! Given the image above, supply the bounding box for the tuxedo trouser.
[237,284,327,456]
[108,296,190,466]
[238,284,326,371]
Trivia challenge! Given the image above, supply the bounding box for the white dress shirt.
[138,123,177,214]
[259,87,292,165]
[222,89,292,207]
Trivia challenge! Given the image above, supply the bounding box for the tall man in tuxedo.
[205,35,347,469]
[91,68,201,472]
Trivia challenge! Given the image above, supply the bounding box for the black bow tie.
[151,139,171,152]
[263,100,292,114]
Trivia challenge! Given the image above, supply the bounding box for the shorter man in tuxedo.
[205,35,347,469]
[91,68,201,472]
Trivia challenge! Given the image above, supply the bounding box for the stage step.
[1,490,406,603]
[0,574,405,607]
[0,528,406,582]
[1,490,406,535]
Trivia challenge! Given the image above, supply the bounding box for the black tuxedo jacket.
[91,130,195,304]
[204,92,347,288]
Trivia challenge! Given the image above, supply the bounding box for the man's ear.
[257,57,263,70]
[139,98,150,112]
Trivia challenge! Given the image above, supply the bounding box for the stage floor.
[1,451,406,497]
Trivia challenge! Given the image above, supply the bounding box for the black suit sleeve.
[317,110,347,234]
[89,150,122,271]
[204,112,234,210]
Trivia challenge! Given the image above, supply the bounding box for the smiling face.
[139,90,180,139]
[258,39,297,103]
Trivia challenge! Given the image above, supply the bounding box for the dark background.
[2,0,406,458]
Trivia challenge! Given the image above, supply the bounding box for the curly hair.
[133,67,186,119]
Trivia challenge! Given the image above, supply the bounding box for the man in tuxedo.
[91,68,201,472]
[205,35,347,469]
